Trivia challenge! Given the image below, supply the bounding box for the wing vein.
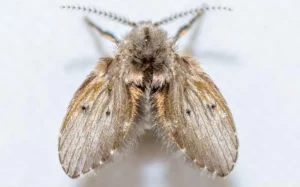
[75,93,108,174]
[186,90,217,169]
[60,87,107,151]
[189,86,229,171]
[215,115,235,161]
[65,84,108,176]
[72,84,111,174]
[85,94,113,170]
[184,96,205,165]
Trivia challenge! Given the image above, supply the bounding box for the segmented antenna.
[61,5,137,27]
[154,6,232,26]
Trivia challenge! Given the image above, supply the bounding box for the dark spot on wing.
[186,109,191,116]
[211,104,216,109]
[80,104,89,113]
[207,104,216,110]
[206,104,217,116]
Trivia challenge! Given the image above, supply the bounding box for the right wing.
[153,56,238,177]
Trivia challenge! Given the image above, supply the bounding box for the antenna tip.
[202,5,233,12]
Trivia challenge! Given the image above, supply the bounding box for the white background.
[1,0,300,186]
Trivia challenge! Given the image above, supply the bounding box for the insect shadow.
[76,132,236,187]
[179,15,238,65]
[64,21,113,72]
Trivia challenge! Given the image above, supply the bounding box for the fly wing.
[153,56,238,177]
[58,57,142,178]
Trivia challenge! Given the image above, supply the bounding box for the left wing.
[58,57,142,178]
